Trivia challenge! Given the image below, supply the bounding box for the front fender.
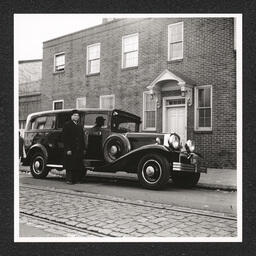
[94,144,175,173]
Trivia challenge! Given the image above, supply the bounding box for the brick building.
[19,59,42,134]
[41,18,236,168]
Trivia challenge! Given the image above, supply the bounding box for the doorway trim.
[162,96,187,142]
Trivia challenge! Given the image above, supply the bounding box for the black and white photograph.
[14,14,242,242]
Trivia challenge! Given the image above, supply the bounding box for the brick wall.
[42,18,236,168]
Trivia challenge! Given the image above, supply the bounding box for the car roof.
[26,108,140,120]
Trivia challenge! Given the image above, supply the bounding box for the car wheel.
[103,134,131,163]
[171,172,200,188]
[137,154,170,190]
[30,153,50,179]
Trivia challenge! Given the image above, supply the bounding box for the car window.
[29,115,56,130]
[84,113,108,128]
[116,122,136,132]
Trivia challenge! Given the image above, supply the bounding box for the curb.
[19,167,237,191]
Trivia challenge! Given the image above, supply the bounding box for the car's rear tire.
[137,154,170,190]
[171,172,200,188]
[30,153,50,179]
[103,134,131,163]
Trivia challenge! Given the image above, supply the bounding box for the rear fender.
[25,144,48,165]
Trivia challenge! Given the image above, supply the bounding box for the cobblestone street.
[19,185,237,237]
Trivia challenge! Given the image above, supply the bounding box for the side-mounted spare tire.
[103,134,131,163]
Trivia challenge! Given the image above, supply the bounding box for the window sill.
[86,72,100,77]
[142,128,157,132]
[194,129,212,134]
[53,70,65,75]
[167,59,183,64]
[121,66,138,71]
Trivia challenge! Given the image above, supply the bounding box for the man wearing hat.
[63,110,85,184]
[89,116,106,135]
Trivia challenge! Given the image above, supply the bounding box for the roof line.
[43,19,121,44]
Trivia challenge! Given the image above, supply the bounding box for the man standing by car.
[63,110,85,184]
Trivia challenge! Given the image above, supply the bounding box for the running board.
[46,164,63,168]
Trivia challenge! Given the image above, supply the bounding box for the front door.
[163,97,186,147]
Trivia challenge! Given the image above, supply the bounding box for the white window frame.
[194,85,212,131]
[54,52,65,72]
[168,22,184,61]
[99,94,115,109]
[76,97,87,109]
[121,33,139,69]
[142,91,157,131]
[86,43,101,75]
[52,100,64,110]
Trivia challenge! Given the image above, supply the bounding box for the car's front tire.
[171,172,200,188]
[30,153,50,179]
[137,154,170,190]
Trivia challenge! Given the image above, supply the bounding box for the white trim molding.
[142,91,157,131]
[53,52,65,73]
[99,94,115,109]
[121,33,139,69]
[86,42,101,75]
[168,22,184,61]
[194,85,213,131]
[52,99,64,110]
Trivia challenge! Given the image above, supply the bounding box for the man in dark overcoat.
[63,110,85,184]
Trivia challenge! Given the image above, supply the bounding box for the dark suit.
[63,120,85,183]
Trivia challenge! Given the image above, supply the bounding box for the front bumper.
[172,152,207,173]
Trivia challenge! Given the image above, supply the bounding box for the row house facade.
[41,18,236,168]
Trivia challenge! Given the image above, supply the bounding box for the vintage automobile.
[21,108,207,190]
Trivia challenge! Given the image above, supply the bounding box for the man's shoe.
[66,181,73,185]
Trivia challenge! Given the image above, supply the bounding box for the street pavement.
[19,185,237,237]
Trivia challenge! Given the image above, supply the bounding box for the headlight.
[168,134,181,149]
[185,139,195,152]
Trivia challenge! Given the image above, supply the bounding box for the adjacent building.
[19,59,42,134]
[41,18,236,168]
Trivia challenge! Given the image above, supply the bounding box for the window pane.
[89,59,100,73]
[84,113,108,127]
[145,93,156,111]
[124,35,138,52]
[204,88,211,107]
[44,115,56,129]
[56,54,65,66]
[88,45,100,60]
[124,51,138,68]
[77,98,86,108]
[170,42,182,59]
[145,111,155,128]
[54,101,63,110]
[169,23,182,43]
[198,108,211,127]
[101,96,114,109]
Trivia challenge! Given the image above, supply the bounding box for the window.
[100,95,115,109]
[168,22,183,61]
[54,52,65,72]
[143,92,157,130]
[122,33,138,68]
[195,85,212,131]
[53,100,64,110]
[84,113,108,128]
[87,43,100,74]
[30,115,56,130]
[56,112,71,129]
[76,97,86,109]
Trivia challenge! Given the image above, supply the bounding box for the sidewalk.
[85,168,237,191]
[20,166,237,191]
